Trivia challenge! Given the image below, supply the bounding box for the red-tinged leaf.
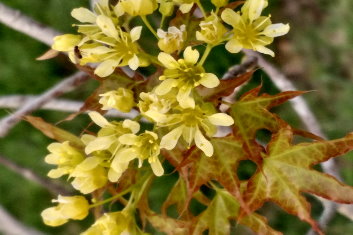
[147,213,191,235]
[25,116,84,148]
[230,87,305,161]
[198,71,253,102]
[180,137,248,210]
[192,190,282,235]
[244,125,353,235]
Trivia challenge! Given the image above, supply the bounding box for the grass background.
[1,0,353,234]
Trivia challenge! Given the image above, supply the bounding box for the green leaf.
[244,125,353,235]
[230,87,305,161]
[193,190,282,235]
[25,116,84,148]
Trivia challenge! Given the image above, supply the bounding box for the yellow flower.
[196,12,227,45]
[85,112,141,182]
[118,131,164,176]
[157,25,186,54]
[173,0,196,13]
[117,0,158,16]
[79,25,148,77]
[70,157,108,194]
[71,0,122,36]
[138,92,176,123]
[85,112,140,155]
[221,0,289,56]
[41,195,89,227]
[45,142,85,179]
[81,212,129,235]
[159,104,234,156]
[155,46,219,108]
[99,88,135,112]
[211,0,228,8]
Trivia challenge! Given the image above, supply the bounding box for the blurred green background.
[1,0,353,234]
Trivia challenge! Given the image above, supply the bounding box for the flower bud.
[157,25,186,53]
[118,0,158,16]
[99,88,135,113]
[41,195,89,226]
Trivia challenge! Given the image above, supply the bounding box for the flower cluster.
[44,0,289,233]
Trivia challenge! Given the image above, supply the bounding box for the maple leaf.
[230,87,305,161]
[193,189,282,235]
[177,136,248,210]
[244,124,353,234]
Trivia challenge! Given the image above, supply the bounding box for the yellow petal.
[195,129,214,157]
[130,26,142,42]
[71,8,96,23]
[207,113,234,126]
[225,39,242,53]
[41,207,68,227]
[177,86,195,108]
[122,120,140,133]
[96,15,118,39]
[76,157,102,170]
[85,136,115,154]
[160,126,183,150]
[88,111,109,127]
[183,46,199,65]
[150,158,164,176]
[155,79,178,95]
[118,134,138,145]
[179,3,193,13]
[158,52,177,69]
[263,23,290,37]
[199,73,219,88]
[108,169,123,182]
[48,169,66,179]
[254,45,274,57]
[128,54,140,70]
[94,59,120,77]
[221,8,241,27]
[248,0,266,21]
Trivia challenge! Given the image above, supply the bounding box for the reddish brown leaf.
[180,137,248,210]
[244,125,353,234]
[25,116,84,148]
[230,87,305,161]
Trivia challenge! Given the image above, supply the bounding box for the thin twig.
[0,205,45,235]
[0,2,61,46]
[0,71,90,138]
[0,95,140,119]
[242,49,342,234]
[0,155,70,195]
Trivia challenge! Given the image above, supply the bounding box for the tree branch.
[0,71,90,138]
[0,205,44,235]
[0,155,70,195]
[0,2,61,46]
[0,95,140,119]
